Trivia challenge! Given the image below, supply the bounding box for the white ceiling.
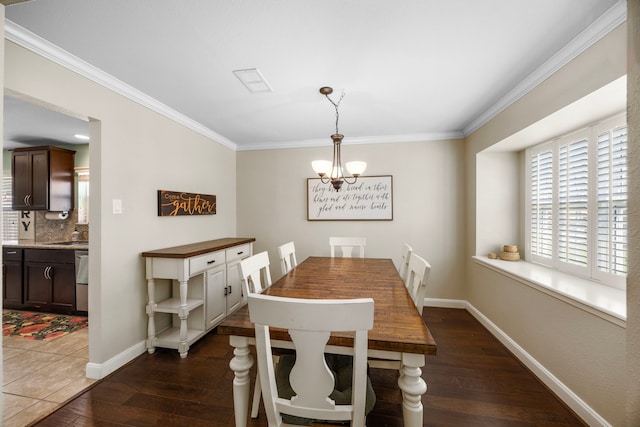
[2,0,625,151]
[4,94,89,149]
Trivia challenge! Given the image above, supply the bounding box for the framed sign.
[307,175,393,221]
[157,190,216,216]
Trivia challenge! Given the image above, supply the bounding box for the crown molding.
[236,131,465,151]
[462,0,627,137]
[4,19,237,151]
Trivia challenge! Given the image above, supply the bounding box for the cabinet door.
[3,248,23,308]
[29,150,50,210]
[49,262,76,312]
[23,262,50,307]
[3,260,23,307]
[12,151,32,210]
[205,267,227,330]
[226,260,243,314]
[48,148,75,212]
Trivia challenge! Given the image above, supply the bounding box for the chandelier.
[311,86,366,191]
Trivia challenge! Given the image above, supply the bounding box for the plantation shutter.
[596,125,628,276]
[526,114,626,288]
[558,138,588,267]
[2,171,19,241]
[530,149,553,259]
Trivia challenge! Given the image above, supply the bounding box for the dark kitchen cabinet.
[23,249,76,314]
[3,247,23,309]
[12,146,75,211]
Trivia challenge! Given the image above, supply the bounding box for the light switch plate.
[112,199,123,214]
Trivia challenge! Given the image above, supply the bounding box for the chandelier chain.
[323,90,345,135]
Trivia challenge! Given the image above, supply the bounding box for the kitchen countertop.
[3,240,89,250]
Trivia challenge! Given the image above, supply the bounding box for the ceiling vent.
[233,68,273,94]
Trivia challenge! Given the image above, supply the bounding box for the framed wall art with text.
[307,175,393,221]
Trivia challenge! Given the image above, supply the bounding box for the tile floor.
[2,326,96,426]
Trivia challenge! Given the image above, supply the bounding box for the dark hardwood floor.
[33,308,586,426]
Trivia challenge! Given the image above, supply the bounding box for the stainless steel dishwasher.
[75,250,89,312]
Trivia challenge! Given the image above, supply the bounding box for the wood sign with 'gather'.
[157,190,216,216]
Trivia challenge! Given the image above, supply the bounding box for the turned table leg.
[178,279,189,358]
[145,278,156,354]
[398,353,427,427]
[229,335,254,427]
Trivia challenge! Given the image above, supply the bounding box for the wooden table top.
[218,256,437,356]
[141,237,255,259]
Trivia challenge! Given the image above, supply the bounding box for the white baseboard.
[464,301,610,427]
[424,298,466,309]
[85,340,146,380]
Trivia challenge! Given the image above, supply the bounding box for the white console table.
[142,237,254,357]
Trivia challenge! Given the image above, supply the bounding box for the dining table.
[217,256,437,427]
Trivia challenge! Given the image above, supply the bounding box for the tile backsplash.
[32,210,89,242]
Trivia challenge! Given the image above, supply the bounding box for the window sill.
[472,256,626,327]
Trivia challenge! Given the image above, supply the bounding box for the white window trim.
[473,256,626,327]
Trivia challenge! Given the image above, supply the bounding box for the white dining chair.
[399,243,413,284]
[248,293,376,427]
[329,237,366,258]
[405,253,431,315]
[239,251,273,418]
[239,251,272,297]
[277,241,297,275]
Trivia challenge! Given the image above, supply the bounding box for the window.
[75,167,89,224]
[526,114,627,289]
[2,171,19,241]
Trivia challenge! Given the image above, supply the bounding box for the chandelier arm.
[343,175,358,185]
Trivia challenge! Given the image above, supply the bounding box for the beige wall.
[237,139,467,300]
[3,40,237,369]
[466,22,628,425]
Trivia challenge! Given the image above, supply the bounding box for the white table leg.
[398,353,427,427]
[145,278,156,354]
[178,279,189,358]
[229,335,254,427]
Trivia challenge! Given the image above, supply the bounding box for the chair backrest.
[248,293,374,427]
[239,251,272,297]
[399,243,413,284]
[405,253,431,315]
[277,241,298,275]
[329,237,366,258]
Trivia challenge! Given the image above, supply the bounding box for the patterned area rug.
[2,310,88,341]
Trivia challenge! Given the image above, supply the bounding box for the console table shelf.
[153,298,204,314]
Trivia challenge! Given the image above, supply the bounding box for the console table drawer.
[226,244,251,263]
[189,251,225,275]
